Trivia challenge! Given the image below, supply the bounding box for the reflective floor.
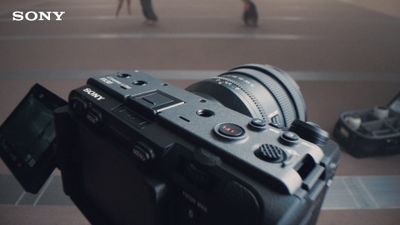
[0,0,399,224]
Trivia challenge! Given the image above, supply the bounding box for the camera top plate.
[71,71,324,194]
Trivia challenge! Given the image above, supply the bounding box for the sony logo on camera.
[83,88,105,101]
[12,11,65,22]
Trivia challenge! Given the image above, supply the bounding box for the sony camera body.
[0,65,340,225]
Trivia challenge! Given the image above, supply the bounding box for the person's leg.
[140,0,158,22]
[116,0,124,16]
[250,1,258,27]
[242,0,250,25]
[146,0,158,21]
[127,0,132,15]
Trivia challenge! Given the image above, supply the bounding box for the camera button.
[279,131,299,146]
[214,123,246,139]
[70,97,87,115]
[248,118,267,131]
[255,144,286,163]
[132,142,155,163]
[86,108,103,125]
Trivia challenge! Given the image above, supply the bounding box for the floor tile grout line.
[32,175,54,206]
[356,177,380,208]
[0,33,398,43]
[14,191,26,206]
[342,177,362,209]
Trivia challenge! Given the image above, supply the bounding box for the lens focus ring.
[214,76,268,120]
[186,64,306,127]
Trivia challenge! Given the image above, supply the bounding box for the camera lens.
[186,64,306,127]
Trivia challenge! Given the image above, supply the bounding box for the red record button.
[215,123,246,139]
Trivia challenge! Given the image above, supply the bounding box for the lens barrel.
[186,64,306,127]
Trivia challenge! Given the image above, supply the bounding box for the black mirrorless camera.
[0,64,340,225]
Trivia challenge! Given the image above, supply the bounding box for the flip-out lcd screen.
[0,84,66,193]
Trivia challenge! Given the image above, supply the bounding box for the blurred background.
[0,0,399,224]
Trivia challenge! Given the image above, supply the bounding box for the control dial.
[289,120,329,146]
